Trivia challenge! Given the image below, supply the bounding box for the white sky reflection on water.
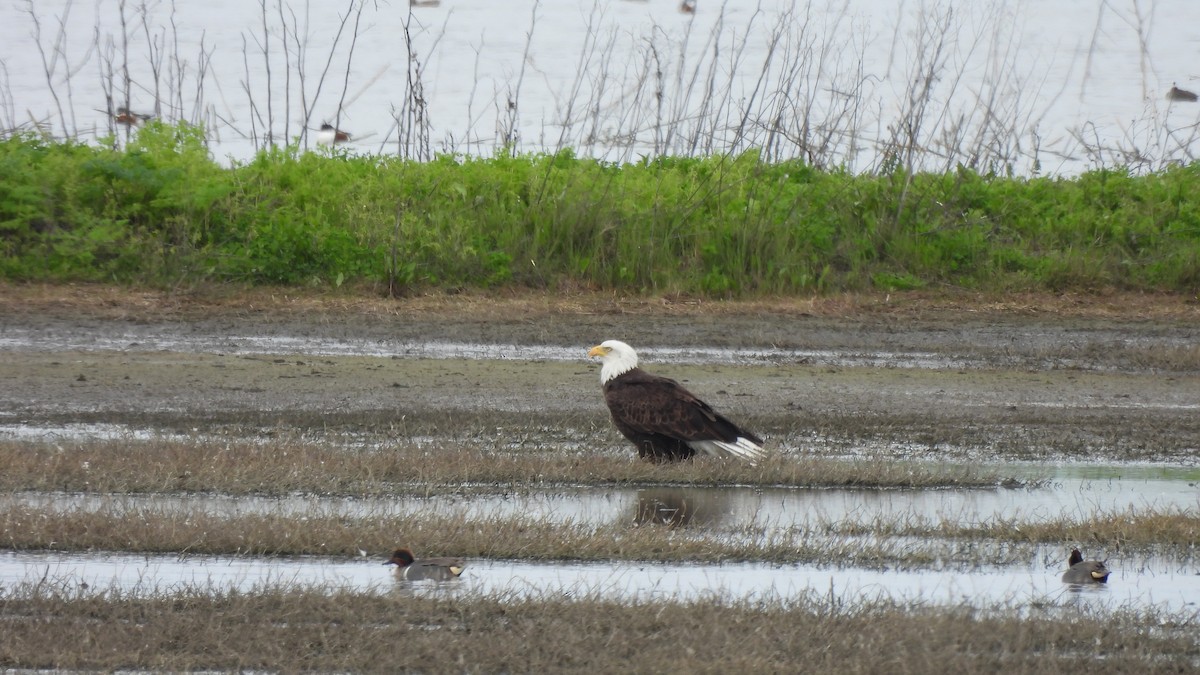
[3,471,1198,534]
[2,550,1198,615]
[2,466,1197,613]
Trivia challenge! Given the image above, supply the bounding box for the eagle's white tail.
[687,437,768,465]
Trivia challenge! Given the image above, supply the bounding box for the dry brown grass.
[837,506,1200,550]
[0,501,948,566]
[0,436,1012,494]
[0,584,1195,673]
[2,281,1197,322]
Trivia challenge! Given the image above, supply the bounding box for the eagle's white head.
[588,339,639,384]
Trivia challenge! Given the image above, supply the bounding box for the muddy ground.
[1,285,1197,463]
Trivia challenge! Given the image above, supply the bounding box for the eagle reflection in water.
[633,487,731,528]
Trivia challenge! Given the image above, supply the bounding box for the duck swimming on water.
[112,106,153,126]
[385,548,466,581]
[1167,83,1198,102]
[1061,548,1110,584]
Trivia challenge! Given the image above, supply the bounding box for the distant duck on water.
[316,123,352,145]
[410,0,440,7]
[1167,83,1198,102]
[680,0,696,13]
[1061,548,1110,584]
[112,106,153,126]
[385,548,466,581]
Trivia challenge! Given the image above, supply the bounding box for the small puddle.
[2,550,1197,613]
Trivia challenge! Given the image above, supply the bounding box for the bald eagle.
[587,340,767,464]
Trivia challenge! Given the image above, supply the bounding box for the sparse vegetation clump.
[2,130,1199,295]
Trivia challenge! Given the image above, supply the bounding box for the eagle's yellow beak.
[588,345,609,358]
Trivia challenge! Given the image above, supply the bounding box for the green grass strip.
[3,126,1199,294]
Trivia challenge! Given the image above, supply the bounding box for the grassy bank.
[1,500,1195,563]
[2,586,1194,673]
[2,127,1198,295]
[0,437,1010,494]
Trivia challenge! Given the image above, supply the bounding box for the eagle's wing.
[606,375,761,444]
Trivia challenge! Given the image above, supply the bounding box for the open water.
[3,0,1199,172]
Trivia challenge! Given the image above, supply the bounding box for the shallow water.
[2,328,1197,375]
[1,414,1197,530]
[5,449,1196,611]
[3,463,1197,535]
[0,329,989,370]
[3,549,1197,614]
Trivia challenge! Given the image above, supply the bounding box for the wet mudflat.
[2,289,1197,463]
[1,286,1198,612]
